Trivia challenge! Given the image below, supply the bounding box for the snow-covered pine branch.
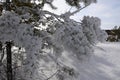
[81,16,108,44]
[0,0,107,80]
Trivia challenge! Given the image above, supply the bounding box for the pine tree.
[0,0,107,80]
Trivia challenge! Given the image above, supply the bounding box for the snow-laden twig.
[0,45,6,64]
[42,10,63,22]
[60,4,90,21]
[70,4,90,16]
[45,69,60,80]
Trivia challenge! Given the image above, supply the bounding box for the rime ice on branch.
[0,0,107,80]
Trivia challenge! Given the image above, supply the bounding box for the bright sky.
[44,0,120,30]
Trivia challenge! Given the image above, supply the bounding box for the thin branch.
[68,7,73,12]
[42,10,60,19]
[12,66,21,70]
[70,4,90,16]
[59,4,90,21]
[42,10,63,22]
[45,69,60,80]
[0,46,5,64]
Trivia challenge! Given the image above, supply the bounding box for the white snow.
[61,42,120,80]
[91,42,120,80]
[80,42,120,80]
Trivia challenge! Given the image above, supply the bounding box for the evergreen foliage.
[0,0,107,80]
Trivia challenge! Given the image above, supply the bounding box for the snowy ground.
[78,42,120,80]
[61,42,120,80]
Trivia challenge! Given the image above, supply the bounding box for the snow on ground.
[79,42,120,80]
[61,42,120,80]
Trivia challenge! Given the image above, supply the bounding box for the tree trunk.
[6,0,11,11]
[6,41,12,80]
